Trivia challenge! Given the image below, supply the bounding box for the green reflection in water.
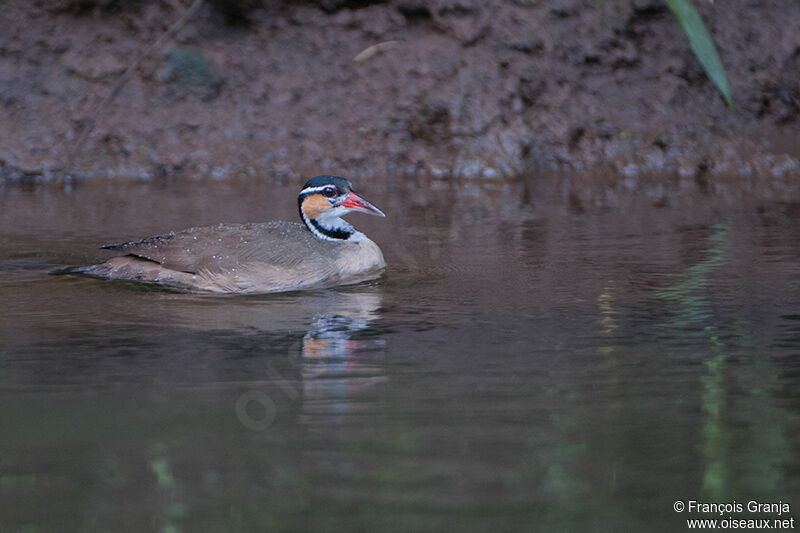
[655,223,732,497]
[655,223,732,329]
[150,454,184,533]
[150,457,175,488]
[654,222,793,499]
[700,328,727,497]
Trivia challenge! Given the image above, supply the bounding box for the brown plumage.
[76,176,386,294]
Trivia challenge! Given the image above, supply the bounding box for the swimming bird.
[77,176,386,293]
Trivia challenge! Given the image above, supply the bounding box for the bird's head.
[298,175,385,242]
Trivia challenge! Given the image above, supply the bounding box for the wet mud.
[1,0,799,192]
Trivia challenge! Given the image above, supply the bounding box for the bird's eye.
[323,187,337,198]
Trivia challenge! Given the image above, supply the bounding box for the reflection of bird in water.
[296,292,387,405]
[76,176,386,294]
[303,315,372,359]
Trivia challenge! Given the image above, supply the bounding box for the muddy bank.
[1,0,799,192]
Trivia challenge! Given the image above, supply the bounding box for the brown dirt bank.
[1,0,799,195]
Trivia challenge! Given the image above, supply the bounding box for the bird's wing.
[102,221,339,275]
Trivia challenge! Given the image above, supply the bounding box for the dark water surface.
[1,177,799,532]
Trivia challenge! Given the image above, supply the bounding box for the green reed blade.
[666,0,734,108]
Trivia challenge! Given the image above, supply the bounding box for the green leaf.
[665,0,734,108]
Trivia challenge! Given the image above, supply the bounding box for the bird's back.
[87,221,385,293]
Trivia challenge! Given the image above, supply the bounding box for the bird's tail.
[49,264,112,278]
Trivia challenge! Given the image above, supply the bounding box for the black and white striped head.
[298,176,385,242]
